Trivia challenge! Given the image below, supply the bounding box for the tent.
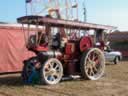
[0,24,35,73]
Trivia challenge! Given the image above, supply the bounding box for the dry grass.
[0,60,128,96]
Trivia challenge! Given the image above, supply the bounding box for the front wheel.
[41,58,63,85]
[80,48,105,80]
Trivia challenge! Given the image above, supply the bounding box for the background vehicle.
[96,41,122,64]
[104,44,122,64]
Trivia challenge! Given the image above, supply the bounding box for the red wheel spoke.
[95,59,99,64]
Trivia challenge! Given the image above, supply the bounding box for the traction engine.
[17,13,115,85]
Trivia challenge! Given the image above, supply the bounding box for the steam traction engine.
[17,15,115,85]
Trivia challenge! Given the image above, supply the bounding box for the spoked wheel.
[80,48,105,80]
[41,58,63,85]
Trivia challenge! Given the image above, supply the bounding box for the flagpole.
[25,2,28,16]
[76,2,78,20]
[31,1,33,15]
[65,0,68,20]
[83,1,87,22]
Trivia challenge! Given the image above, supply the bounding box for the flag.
[26,0,32,3]
[72,3,78,8]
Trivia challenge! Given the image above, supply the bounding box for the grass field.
[0,60,128,96]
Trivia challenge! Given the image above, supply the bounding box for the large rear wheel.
[41,58,63,85]
[80,48,105,80]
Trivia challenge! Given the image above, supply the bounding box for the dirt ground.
[0,60,128,96]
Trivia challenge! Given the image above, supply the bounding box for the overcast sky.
[0,0,128,31]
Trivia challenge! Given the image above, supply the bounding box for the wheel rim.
[84,48,105,80]
[43,59,63,84]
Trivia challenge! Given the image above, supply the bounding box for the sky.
[0,0,128,31]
